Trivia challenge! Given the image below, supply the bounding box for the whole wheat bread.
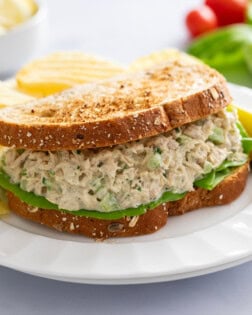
[0,52,230,151]
[7,163,249,239]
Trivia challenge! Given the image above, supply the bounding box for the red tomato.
[185,5,218,37]
[205,0,247,26]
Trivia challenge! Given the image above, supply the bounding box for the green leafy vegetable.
[243,42,252,73]
[241,138,252,154]
[216,158,248,172]
[195,158,247,190]
[195,169,229,190]
[187,25,252,88]
[236,120,249,137]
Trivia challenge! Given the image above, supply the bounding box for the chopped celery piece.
[208,127,225,144]
[100,193,118,212]
[147,153,162,170]
[203,161,213,174]
[177,135,191,145]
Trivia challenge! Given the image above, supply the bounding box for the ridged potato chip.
[0,81,34,107]
[129,49,195,71]
[16,52,126,97]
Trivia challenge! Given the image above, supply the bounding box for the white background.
[1,0,252,314]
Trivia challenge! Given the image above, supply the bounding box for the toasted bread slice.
[7,162,249,239]
[0,52,230,151]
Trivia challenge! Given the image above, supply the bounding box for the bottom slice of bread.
[7,163,250,239]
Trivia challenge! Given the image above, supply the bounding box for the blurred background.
[43,0,193,60]
[1,0,252,85]
[0,0,195,79]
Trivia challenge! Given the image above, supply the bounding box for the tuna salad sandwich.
[0,51,251,239]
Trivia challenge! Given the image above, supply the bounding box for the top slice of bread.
[0,52,231,151]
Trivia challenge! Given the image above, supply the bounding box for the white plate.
[0,83,252,284]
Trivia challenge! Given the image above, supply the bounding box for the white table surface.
[1,0,252,314]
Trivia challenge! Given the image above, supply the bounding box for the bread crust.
[0,54,231,151]
[7,163,249,239]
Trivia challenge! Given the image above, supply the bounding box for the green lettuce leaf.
[236,120,249,138]
[216,158,248,172]
[194,159,246,190]
[186,25,252,88]
[241,138,252,154]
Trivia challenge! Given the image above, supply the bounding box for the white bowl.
[0,0,47,78]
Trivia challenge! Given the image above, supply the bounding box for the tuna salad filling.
[0,109,247,212]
